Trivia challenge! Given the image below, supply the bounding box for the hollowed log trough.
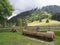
[22,30,55,41]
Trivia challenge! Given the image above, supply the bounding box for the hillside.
[28,19,60,26]
[7,10,33,23]
[7,5,60,26]
[41,5,60,15]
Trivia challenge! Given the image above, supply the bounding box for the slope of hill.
[41,5,60,15]
[28,19,60,26]
[7,9,34,23]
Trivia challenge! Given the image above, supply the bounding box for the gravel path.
[26,37,54,45]
[49,42,54,45]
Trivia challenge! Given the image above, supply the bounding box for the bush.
[46,19,49,23]
[40,30,47,32]
[39,19,42,22]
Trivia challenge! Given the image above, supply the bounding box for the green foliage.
[39,11,51,19]
[22,19,27,27]
[41,5,60,15]
[0,0,14,17]
[40,30,47,32]
[41,5,60,21]
[51,13,60,21]
[0,16,7,27]
[24,9,51,23]
[46,19,49,23]
[0,0,14,27]
[39,19,42,22]
[8,8,52,27]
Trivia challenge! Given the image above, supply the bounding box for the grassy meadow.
[0,30,49,45]
[53,30,60,45]
[28,19,60,26]
[40,30,60,45]
[0,29,60,45]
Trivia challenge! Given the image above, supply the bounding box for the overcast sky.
[8,0,60,19]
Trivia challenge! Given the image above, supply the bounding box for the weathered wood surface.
[22,30,55,40]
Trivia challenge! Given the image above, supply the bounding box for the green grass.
[0,31,49,45]
[27,30,60,45]
[0,29,60,45]
[53,30,60,45]
[30,30,47,32]
[54,36,60,45]
[28,19,60,26]
[0,29,11,32]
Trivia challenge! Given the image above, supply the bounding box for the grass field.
[36,30,60,45]
[40,30,60,45]
[28,19,60,26]
[0,31,49,45]
[0,29,60,45]
[53,30,60,45]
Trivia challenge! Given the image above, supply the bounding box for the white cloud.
[8,0,60,19]
[9,0,36,11]
[9,0,60,10]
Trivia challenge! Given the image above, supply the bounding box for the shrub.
[46,19,49,23]
[40,30,47,32]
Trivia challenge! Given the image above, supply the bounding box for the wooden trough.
[22,29,55,41]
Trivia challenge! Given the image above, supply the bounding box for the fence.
[0,26,60,31]
[26,26,60,31]
[0,26,20,32]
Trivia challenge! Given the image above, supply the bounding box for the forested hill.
[8,9,34,23]
[9,5,60,21]
[41,5,60,15]
[8,5,60,23]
